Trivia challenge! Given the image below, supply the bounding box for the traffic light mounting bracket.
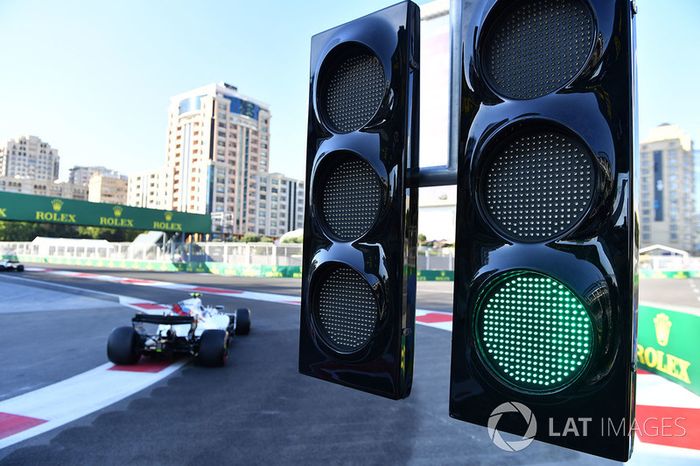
[413,0,464,188]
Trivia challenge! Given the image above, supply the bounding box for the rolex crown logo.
[51,199,64,212]
[164,212,173,221]
[113,206,123,217]
[653,313,672,347]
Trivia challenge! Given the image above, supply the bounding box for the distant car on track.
[107,293,251,367]
[0,259,24,272]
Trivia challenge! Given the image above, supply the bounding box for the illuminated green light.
[475,271,593,392]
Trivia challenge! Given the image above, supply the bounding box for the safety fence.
[0,240,456,280]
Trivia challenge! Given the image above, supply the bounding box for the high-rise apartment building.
[0,135,59,181]
[250,173,304,238]
[640,124,695,251]
[127,170,167,209]
[164,82,271,236]
[88,173,128,204]
[69,166,122,186]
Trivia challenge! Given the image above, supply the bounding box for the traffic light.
[449,0,637,460]
[298,1,420,399]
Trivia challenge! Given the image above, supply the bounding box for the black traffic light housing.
[450,0,637,461]
[299,1,420,400]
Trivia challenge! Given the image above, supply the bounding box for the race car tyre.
[235,308,251,335]
[198,329,228,367]
[107,326,142,365]
[16,265,24,272]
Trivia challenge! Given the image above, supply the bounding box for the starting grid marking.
[1,267,698,460]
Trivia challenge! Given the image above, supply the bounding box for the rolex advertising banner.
[637,303,699,396]
[0,191,211,233]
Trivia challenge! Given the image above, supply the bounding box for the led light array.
[324,54,385,133]
[483,0,594,100]
[317,266,378,351]
[321,158,383,241]
[478,273,592,391]
[484,132,594,242]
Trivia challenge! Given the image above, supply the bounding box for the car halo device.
[298,1,420,400]
[449,0,637,461]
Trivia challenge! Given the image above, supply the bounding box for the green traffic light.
[476,272,593,392]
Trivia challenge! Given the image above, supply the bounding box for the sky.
[0,0,698,182]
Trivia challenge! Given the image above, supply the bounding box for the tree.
[241,233,262,243]
[0,221,143,242]
[0,222,38,241]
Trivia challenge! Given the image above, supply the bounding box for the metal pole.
[416,0,463,188]
[188,234,192,263]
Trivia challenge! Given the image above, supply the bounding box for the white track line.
[29,268,302,306]
[0,276,175,449]
[0,361,185,449]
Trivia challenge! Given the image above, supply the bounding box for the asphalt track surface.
[639,277,700,308]
[0,264,671,465]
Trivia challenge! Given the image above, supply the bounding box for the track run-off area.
[0,265,698,465]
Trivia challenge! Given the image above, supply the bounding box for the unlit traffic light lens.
[315,265,379,352]
[476,272,593,392]
[321,49,385,133]
[483,131,595,242]
[319,156,383,241]
[482,0,595,100]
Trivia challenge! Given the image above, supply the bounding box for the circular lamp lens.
[482,130,595,242]
[481,0,595,100]
[319,47,385,133]
[318,156,383,241]
[476,271,593,393]
[314,265,379,353]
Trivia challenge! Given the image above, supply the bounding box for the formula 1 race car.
[0,259,24,272]
[107,293,251,367]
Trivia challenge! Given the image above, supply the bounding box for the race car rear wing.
[132,314,194,325]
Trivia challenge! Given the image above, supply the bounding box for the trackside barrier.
[4,254,304,278]
[2,253,463,280]
[637,304,700,396]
